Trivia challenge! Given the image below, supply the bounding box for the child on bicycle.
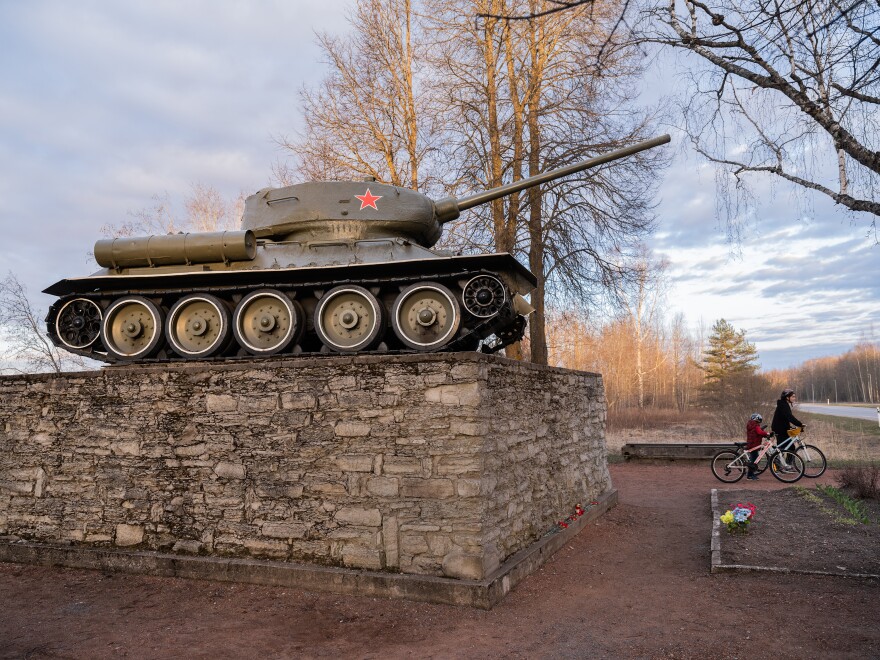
[745,413,771,480]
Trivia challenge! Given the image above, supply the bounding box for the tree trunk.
[480,1,506,252]
[524,4,548,365]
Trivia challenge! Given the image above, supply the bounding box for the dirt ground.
[1,463,878,659]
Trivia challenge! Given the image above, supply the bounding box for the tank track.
[46,268,529,364]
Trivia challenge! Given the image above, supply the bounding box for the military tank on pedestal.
[44,135,669,364]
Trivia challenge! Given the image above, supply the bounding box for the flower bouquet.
[719,502,756,533]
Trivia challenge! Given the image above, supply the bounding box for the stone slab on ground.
[622,442,735,461]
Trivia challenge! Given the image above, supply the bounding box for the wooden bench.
[620,443,737,462]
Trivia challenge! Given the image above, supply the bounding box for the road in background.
[799,403,880,422]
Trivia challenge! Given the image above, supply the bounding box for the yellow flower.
[720,511,734,524]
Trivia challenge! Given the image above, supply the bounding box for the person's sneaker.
[746,475,759,480]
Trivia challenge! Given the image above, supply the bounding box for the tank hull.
[45,250,536,364]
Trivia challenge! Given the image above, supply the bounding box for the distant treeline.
[547,303,880,410]
[547,310,704,413]
[766,343,880,404]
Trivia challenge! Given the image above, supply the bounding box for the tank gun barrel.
[434,133,670,223]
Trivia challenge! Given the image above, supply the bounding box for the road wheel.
[391,282,460,351]
[101,296,165,361]
[166,294,232,358]
[314,285,384,353]
[233,289,302,356]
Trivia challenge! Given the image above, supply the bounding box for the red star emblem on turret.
[355,188,382,210]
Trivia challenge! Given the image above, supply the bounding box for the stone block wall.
[0,353,609,580]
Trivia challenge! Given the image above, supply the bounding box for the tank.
[44,134,670,363]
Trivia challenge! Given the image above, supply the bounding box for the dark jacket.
[771,397,803,435]
[746,419,770,450]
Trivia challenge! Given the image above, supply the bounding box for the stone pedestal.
[0,353,612,606]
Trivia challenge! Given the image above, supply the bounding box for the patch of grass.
[794,486,862,526]
[799,412,880,438]
[606,407,708,432]
[794,486,823,506]
[825,458,880,469]
[816,484,871,524]
[786,412,880,465]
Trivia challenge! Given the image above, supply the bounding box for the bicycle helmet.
[781,388,795,399]
[750,413,763,422]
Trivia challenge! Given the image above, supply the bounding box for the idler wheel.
[391,282,460,351]
[101,296,165,360]
[166,294,231,359]
[233,289,302,355]
[55,298,102,349]
[314,285,384,353]
[462,274,507,318]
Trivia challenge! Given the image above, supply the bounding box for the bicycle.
[711,438,805,483]
[754,427,827,478]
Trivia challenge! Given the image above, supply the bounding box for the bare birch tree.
[185,183,244,233]
[611,247,669,407]
[284,0,667,364]
[639,0,880,239]
[517,0,666,364]
[0,272,90,374]
[279,0,432,188]
[545,302,704,411]
[669,312,701,412]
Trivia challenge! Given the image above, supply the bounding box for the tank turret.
[45,134,669,363]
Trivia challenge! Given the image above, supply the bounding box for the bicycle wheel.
[711,450,747,483]
[796,444,827,478]
[769,451,805,483]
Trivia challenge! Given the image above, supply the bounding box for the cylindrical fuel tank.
[94,230,257,269]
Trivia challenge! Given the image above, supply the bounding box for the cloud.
[655,166,879,370]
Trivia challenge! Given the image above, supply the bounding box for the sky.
[1,0,877,371]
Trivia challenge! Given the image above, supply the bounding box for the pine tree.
[699,319,770,436]
[701,319,759,383]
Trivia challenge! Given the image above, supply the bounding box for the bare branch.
[634,0,880,237]
[477,0,596,21]
[831,82,880,105]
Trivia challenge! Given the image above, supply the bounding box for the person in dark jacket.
[771,388,804,456]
